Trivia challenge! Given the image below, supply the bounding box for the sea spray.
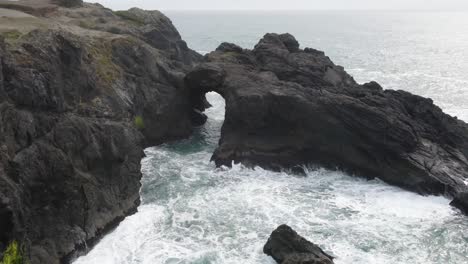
[75,93,468,264]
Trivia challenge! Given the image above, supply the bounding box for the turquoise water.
[75,12,468,264]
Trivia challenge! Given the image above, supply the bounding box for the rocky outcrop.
[0,2,201,263]
[1,2,467,263]
[187,33,468,213]
[264,225,334,264]
[450,192,468,215]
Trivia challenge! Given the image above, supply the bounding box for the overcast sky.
[93,0,468,11]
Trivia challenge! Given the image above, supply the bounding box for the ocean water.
[74,12,468,264]
[169,11,468,121]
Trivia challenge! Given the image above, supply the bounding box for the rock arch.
[185,63,227,126]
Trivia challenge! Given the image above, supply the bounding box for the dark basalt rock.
[120,8,202,65]
[278,33,300,52]
[0,3,467,264]
[264,225,334,264]
[0,3,201,264]
[216,42,243,53]
[450,192,468,215]
[186,64,226,112]
[190,109,208,127]
[187,33,468,213]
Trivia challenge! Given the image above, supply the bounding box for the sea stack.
[187,33,468,213]
[264,225,334,264]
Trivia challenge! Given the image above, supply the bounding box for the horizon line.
[156,8,468,12]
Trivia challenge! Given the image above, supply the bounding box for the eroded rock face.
[0,3,201,263]
[187,33,468,213]
[264,225,334,264]
[450,192,468,215]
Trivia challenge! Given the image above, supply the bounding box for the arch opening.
[186,64,227,127]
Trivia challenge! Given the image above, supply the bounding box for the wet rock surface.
[187,33,468,213]
[264,225,334,264]
[450,192,468,215]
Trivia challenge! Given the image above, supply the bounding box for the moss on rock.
[134,116,145,129]
[114,10,145,26]
[87,40,121,85]
[0,30,22,43]
[77,20,96,30]
[1,241,25,264]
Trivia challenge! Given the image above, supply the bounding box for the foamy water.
[75,11,468,264]
[74,93,468,264]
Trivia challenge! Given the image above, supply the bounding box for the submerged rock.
[187,33,468,213]
[264,225,334,264]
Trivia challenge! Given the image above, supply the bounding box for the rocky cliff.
[187,33,468,212]
[1,1,468,264]
[0,1,201,263]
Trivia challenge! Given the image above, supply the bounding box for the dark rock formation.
[0,2,201,263]
[109,8,201,65]
[187,33,468,212]
[264,225,334,264]
[1,2,467,263]
[450,192,468,215]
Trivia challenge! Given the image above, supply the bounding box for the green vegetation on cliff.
[0,30,23,45]
[1,241,25,264]
[87,41,121,85]
[77,20,96,30]
[114,10,145,26]
[134,116,145,129]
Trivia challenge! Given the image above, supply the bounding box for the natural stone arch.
[185,63,227,126]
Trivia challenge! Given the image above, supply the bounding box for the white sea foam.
[75,9,468,260]
[75,93,468,264]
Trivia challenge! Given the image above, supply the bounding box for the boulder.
[264,225,334,264]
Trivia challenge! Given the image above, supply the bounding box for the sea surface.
[75,11,468,264]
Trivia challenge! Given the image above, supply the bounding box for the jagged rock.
[264,225,334,264]
[216,42,243,53]
[117,8,201,65]
[187,33,468,212]
[0,2,467,264]
[0,3,201,264]
[450,192,468,215]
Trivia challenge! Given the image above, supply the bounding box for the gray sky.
[93,0,468,11]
